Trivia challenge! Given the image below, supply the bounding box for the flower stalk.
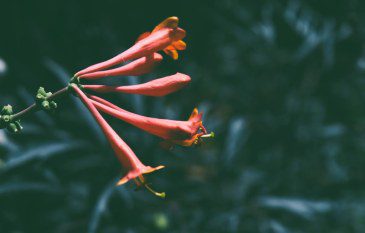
[10,87,68,121]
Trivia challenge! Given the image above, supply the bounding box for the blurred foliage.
[1,0,365,232]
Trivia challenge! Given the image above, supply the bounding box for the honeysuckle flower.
[72,85,165,198]
[137,16,186,60]
[88,95,214,147]
[79,53,163,79]
[75,16,186,77]
[83,72,191,96]
[88,94,125,111]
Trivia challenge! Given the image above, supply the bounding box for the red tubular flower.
[79,53,163,79]
[137,16,187,60]
[83,72,191,96]
[72,85,165,198]
[75,16,186,77]
[88,95,213,147]
[88,94,125,111]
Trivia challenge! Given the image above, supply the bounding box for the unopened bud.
[42,101,50,110]
[7,123,18,133]
[38,87,47,96]
[50,101,57,109]
[1,105,13,115]
[14,120,23,130]
[2,115,10,123]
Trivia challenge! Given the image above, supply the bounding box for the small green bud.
[50,101,57,109]
[42,101,50,110]
[1,105,13,115]
[0,105,22,133]
[38,87,47,96]
[14,120,23,130]
[3,115,10,123]
[7,123,18,133]
[36,93,44,100]
[35,87,57,112]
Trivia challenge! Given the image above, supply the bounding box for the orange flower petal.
[116,165,165,186]
[172,133,203,147]
[164,45,175,51]
[189,108,199,121]
[163,48,178,60]
[143,165,165,174]
[172,40,186,50]
[170,28,186,41]
[152,16,179,33]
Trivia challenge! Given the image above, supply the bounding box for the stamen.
[200,132,215,138]
[193,137,202,145]
[137,175,166,198]
[200,125,208,134]
[144,183,166,198]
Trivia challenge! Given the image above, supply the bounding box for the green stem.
[11,87,69,121]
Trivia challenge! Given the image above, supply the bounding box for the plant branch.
[11,87,69,121]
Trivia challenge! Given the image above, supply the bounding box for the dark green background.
[1,0,365,232]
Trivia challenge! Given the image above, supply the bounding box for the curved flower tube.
[88,95,213,147]
[79,53,163,79]
[72,85,165,197]
[83,72,191,96]
[75,16,186,77]
[88,95,126,111]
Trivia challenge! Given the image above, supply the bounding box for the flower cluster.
[35,87,58,112]
[72,17,213,198]
[0,105,22,133]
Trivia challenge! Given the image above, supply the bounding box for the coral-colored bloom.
[83,72,191,96]
[79,53,163,79]
[88,95,212,147]
[75,16,186,77]
[72,85,165,197]
[140,16,187,60]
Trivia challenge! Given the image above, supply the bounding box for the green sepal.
[67,77,83,96]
